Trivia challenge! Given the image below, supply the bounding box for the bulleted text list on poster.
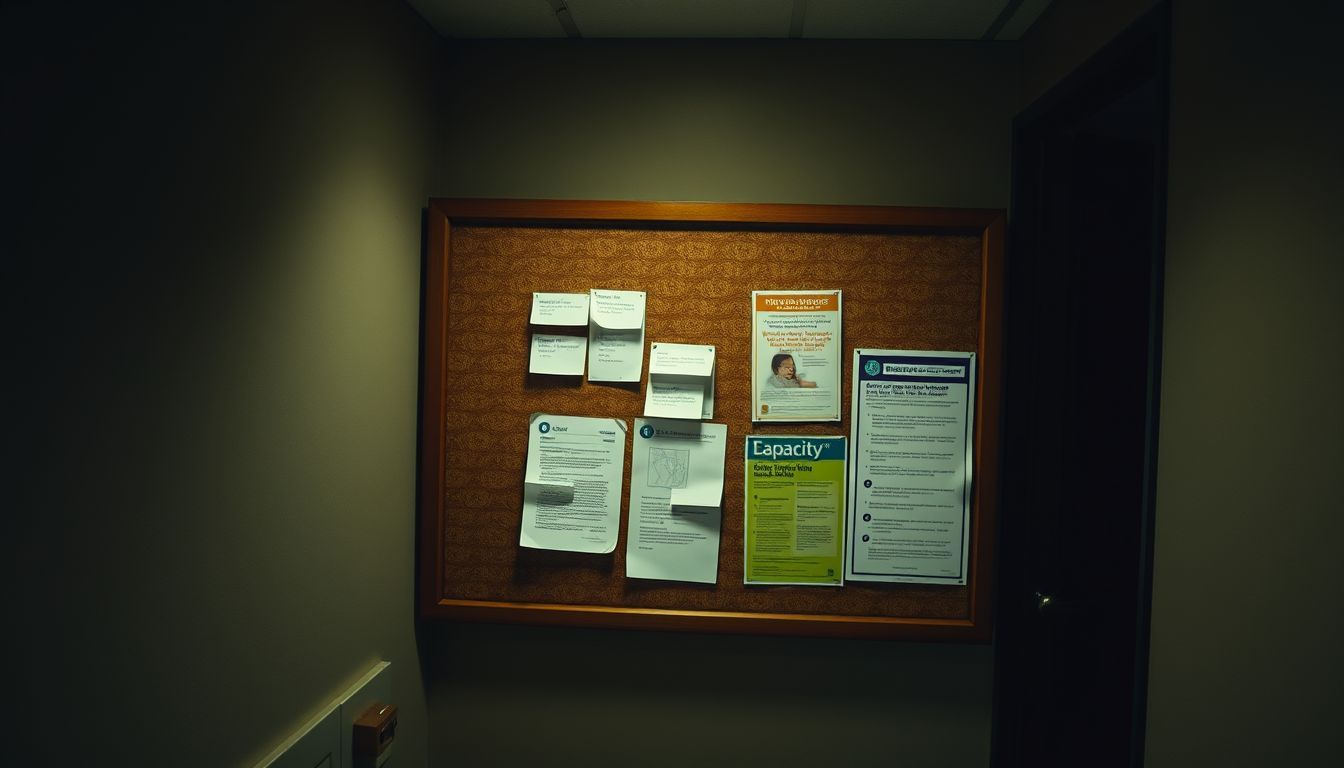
[845,350,975,584]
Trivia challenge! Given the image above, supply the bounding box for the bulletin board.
[419,198,1003,641]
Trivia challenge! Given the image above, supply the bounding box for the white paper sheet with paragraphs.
[520,413,628,554]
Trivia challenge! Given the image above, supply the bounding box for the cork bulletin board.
[419,199,1004,641]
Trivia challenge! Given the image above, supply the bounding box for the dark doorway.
[992,4,1169,767]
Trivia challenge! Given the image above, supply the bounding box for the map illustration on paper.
[649,447,689,489]
[627,419,729,584]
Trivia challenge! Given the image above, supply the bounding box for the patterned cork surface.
[441,224,982,620]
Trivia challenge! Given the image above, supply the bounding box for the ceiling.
[407,0,1055,41]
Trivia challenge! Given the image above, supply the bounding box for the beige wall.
[1151,2,1343,763]
[1024,1,1344,764]
[440,40,1014,208]
[12,1,442,764]
[425,39,1015,767]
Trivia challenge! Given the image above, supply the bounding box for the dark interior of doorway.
[992,4,1169,766]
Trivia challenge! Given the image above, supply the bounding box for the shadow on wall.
[419,620,993,767]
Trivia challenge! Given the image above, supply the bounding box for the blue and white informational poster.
[845,350,975,584]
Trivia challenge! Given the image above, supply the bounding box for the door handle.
[1035,591,1087,617]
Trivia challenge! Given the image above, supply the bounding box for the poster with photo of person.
[751,290,842,422]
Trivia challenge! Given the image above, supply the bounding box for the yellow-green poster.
[743,435,846,585]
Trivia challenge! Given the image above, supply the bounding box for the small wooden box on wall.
[418,198,1004,641]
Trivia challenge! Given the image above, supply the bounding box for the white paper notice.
[626,418,728,583]
[528,333,588,375]
[529,292,590,326]
[644,342,716,420]
[520,413,628,554]
[845,350,975,584]
[587,289,646,382]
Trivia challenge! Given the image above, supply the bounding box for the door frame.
[992,3,1170,765]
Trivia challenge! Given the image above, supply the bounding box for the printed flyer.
[520,413,628,554]
[743,435,846,586]
[751,290,842,422]
[845,350,975,584]
[626,418,728,584]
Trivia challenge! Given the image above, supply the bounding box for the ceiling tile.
[569,0,795,38]
[994,0,1054,40]
[802,0,1007,39]
[406,0,567,39]
[405,0,1049,41]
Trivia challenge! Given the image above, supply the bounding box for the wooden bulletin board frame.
[419,198,1004,641]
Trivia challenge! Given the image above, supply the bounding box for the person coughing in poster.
[766,353,817,388]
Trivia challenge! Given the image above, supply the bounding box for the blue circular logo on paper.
[639,424,655,439]
[864,359,881,377]
[538,421,550,434]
